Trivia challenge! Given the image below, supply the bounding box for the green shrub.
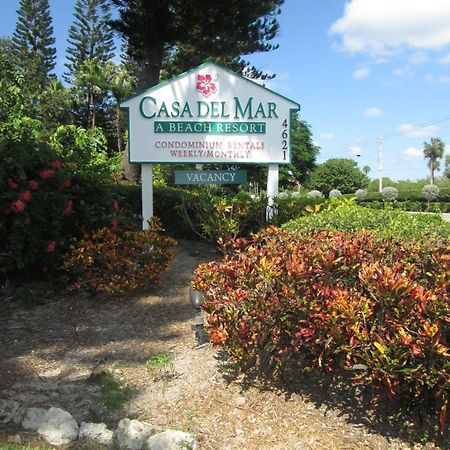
[381,186,399,202]
[422,184,440,202]
[355,188,367,201]
[176,187,267,242]
[307,189,323,199]
[284,203,449,242]
[0,118,121,272]
[63,217,176,294]
[193,228,450,424]
[329,189,342,199]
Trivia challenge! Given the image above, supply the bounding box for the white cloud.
[397,123,438,138]
[320,132,335,139]
[425,74,450,83]
[349,146,362,156]
[393,66,413,78]
[353,67,370,79]
[363,107,382,117]
[330,0,450,57]
[409,52,428,64]
[403,147,423,159]
[439,53,450,64]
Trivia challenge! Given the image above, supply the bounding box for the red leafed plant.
[193,227,450,426]
[63,217,176,294]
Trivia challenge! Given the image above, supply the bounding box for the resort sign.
[121,62,300,165]
[121,62,300,229]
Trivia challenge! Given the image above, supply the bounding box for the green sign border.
[121,61,300,165]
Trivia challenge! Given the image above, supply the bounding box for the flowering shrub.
[0,118,121,272]
[193,227,450,425]
[329,189,342,199]
[63,218,176,294]
[381,186,398,202]
[307,190,323,199]
[422,184,440,202]
[355,188,367,201]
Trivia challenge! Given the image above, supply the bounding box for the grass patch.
[97,372,133,411]
[145,353,174,369]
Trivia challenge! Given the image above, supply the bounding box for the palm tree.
[423,137,445,185]
[362,165,371,176]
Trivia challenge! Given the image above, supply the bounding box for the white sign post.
[121,62,300,228]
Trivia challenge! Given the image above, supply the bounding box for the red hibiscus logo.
[196,73,217,97]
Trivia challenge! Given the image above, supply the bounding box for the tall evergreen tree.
[65,0,115,129]
[110,0,284,92]
[11,0,56,88]
[64,0,115,83]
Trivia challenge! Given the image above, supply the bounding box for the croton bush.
[63,217,176,294]
[193,227,450,426]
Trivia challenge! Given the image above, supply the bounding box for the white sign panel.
[121,62,300,165]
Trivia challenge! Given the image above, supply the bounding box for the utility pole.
[377,137,384,193]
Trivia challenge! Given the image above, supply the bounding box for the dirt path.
[0,240,447,449]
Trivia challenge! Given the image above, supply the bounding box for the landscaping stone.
[116,418,155,450]
[0,399,20,423]
[79,421,115,447]
[21,406,47,431]
[37,407,79,446]
[145,430,198,450]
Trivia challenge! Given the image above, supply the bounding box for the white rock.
[116,418,155,450]
[0,399,20,423]
[145,430,198,450]
[79,422,115,447]
[21,406,47,431]
[38,407,79,446]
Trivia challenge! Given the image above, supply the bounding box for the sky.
[1,0,450,181]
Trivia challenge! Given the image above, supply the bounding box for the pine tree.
[65,0,115,129]
[110,0,284,92]
[11,0,56,88]
[64,0,115,83]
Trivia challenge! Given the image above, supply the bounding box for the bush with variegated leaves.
[193,227,450,426]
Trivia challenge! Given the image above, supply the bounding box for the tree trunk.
[116,106,123,153]
[121,40,165,181]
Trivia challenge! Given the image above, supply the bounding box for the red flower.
[28,180,39,190]
[19,191,31,202]
[11,200,26,214]
[62,200,73,215]
[46,241,57,253]
[110,219,118,229]
[50,160,64,169]
[62,179,71,188]
[86,270,93,279]
[83,232,90,240]
[24,217,30,225]
[113,200,119,211]
[7,178,18,189]
[39,169,55,179]
[196,73,217,97]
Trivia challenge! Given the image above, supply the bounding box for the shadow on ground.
[219,352,449,449]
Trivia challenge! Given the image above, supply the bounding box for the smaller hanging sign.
[175,170,247,185]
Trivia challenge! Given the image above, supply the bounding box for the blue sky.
[1,0,450,181]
